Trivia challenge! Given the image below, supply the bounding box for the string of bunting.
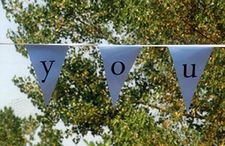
[0,42,225,47]
[1,43,225,112]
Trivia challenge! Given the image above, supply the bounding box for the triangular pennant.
[99,45,141,105]
[26,45,68,105]
[169,45,212,111]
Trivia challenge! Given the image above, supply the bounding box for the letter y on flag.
[26,45,68,105]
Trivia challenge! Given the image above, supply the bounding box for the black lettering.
[183,64,197,78]
[40,60,55,83]
[111,61,125,75]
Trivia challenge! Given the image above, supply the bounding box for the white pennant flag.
[99,45,141,105]
[169,45,212,111]
[26,45,68,105]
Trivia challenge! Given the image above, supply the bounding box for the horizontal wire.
[0,43,97,46]
[0,43,225,48]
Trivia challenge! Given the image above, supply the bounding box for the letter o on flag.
[111,61,125,75]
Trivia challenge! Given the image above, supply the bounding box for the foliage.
[1,0,225,145]
[0,107,26,146]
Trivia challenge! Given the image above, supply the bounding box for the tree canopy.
[1,0,225,145]
[0,107,27,146]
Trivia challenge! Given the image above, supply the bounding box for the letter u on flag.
[168,45,212,111]
[99,45,141,105]
[25,45,69,105]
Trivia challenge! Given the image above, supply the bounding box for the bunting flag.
[168,46,212,111]
[25,45,68,105]
[99,45,141,105]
